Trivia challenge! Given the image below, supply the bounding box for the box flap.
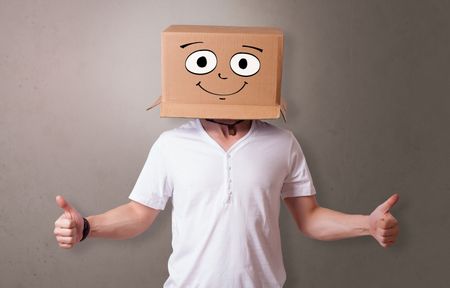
[146,96,162,111]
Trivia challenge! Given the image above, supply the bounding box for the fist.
[369,194,400,248]
[53,195,84,249]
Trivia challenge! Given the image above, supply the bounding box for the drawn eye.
[185,50,217,75]
[230,53,260,77]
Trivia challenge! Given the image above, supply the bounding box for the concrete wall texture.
[1,0,449,287]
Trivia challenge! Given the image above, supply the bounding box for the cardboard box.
[152,25,284,120]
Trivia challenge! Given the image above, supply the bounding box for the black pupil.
[197,56,207,68]
[239,58,248,69]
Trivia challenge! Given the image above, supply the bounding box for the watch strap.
[80,217,90,242]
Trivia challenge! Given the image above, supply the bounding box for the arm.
[54,195,160,249]
[284,194,399,247]
[86,200,160,240]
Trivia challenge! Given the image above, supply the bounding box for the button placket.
[225,153,232,203]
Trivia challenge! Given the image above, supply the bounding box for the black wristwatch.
[80,217,90,242]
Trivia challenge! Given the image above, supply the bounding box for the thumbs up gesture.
[54,195,84,249]
[369,194,400,248]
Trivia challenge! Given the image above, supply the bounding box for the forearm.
[301,207,370,241]
[86,202,156,240]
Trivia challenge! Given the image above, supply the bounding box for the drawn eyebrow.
[180,41,204,48]
[242,45,263,52]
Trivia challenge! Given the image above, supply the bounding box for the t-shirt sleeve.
[281,132,317,199]
[128,135,173,210]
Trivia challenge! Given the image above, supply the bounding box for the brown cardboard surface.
[161,103,280,119]
[158,25,284,119]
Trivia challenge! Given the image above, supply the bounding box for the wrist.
[361,215,371,236]
[85,216,95,238]
[349,214,371,237]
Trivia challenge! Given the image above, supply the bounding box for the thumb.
[376,193,399,214]
[56,195,74,219]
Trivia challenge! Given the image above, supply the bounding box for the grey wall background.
[1,0,449,287]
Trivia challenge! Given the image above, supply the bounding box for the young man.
[54,25,399,287]
[54,118,399,287]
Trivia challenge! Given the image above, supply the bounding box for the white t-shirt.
[129,119,316,288]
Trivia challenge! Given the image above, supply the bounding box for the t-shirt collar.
[195,118,256,154]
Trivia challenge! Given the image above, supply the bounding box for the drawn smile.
[196,81,248,96]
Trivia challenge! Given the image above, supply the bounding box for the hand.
[54,195,84,249]
[369,194,400,248]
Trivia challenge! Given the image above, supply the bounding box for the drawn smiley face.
[160,25,283,119]
[181,42,263,100]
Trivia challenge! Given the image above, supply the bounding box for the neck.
[200,119,252,137]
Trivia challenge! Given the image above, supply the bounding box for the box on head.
[148,25,286,120]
